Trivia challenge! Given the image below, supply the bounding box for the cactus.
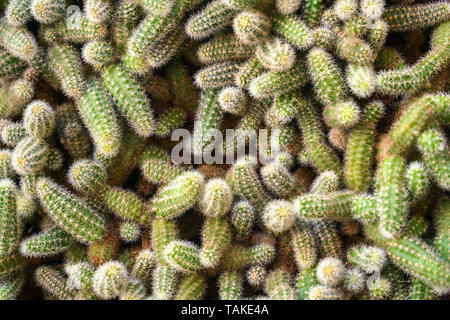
[246,265,267,287]
[199,178,232,217]
[119,221,141,243]
[347,244,386,273]
[382,3,450,32]
[12,136,49,175]
[375,155,409,239]
[291,219,317,270]
[265,269,295,300]
[35,266,75,300]
[152,264,178,300]
[417,128,449,191]
[152,171,204,220]
[36,177,106,243]
[23,100,55,139]
[20,226,73,257]
[0,79,34,118]
[262,200,296,233]
[102,65,155,137]
[0,274,24,300]
[0,179,19,257]
[272,13,314,50]
[218,270,242,300]
[344,101,384,192]
[231,200,255,240]
[343,268,365,294]
[232,10,271,45]
[92,261,129,299]
[30,0,65,24]
[316,257,345,287]
[163,240,202,273]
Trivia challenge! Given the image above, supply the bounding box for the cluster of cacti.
[0,0,448,301]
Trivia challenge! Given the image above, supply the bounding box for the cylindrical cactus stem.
[119,221,141,243]
[296,98,342,175]
[344,101,384,192]
[375,155,409,239]
[68,159,108,196]
[231,200,255,241]
[382,3,450,32]
[0,250,27,278]
[35,266,75,300]
[131,250,155,284]
[266,91,301,128]
[5,0,32,27]
[291,219,317,270]
[293,191,357,221]
[102,187,152,226]
[185,0,236,40]
[174,273,207,300]
[0,150,15,179]
[30,0,66,24]
[302,0,322,27]
[405,161,429,202]
[20,226,73,258]
[229,156,270,215]
[374,47,407,70]
[1,123,26,148]
[248,61,308,98]
[261,160,296,199]
[194,62,241,89]
[433,197,449,262]
[307,47,347,105]
[386,237,450,293]
[0,79,34,118]
[23,100,55,139]
[272,13,314,50]
[92,261,129,299]
[376,21,450,96]
[309,171,339,194]
[76,77,121,158]
[0,180,19,257]
[379,93,449,160]
[308,285,342,299]
[234,56,265,88]
[163,240,202,273]
[264,269,295,300]
[82,41,115,71]
[312,27,335,50]
[140,158,184,185]
[351,195,378,222]
[367,275,391,300]
[222,243,275,270]
[11,136,49,175]
[152,171,204,220]
[409,277,437,300]
[152,218,178,264]
[47,44,85,98]
[36,177,106,243]
[101,65,155,137]
[198,33,254,65]
[343,15,367,37]
[0,274,24,300]
[190,89,222,155]
[152,264,178,300]
[200,217,231,267]
[138,0,174,16]
[110,0,141,56]
[314,220,343,259]
[145,26,186,70]
[0,21,38,62]
[0,50,27,79]
[336,33,373,65]
[360,0,384,20]
[218,271,242,300]
[199,178,232,217]
[256,37,296,72]
[119,278,146,300]
[296,268,319,299]
[54,13,108,43]
[367,19,388,54]
[232,10,271,45]
[417,128,449,191]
